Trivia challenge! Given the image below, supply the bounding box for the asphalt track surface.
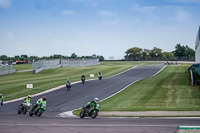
[1,64,200,133]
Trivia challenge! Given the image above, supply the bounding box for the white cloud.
[131,4,156,13]
[176,9,191,22]
[98,10,113,17]
[175,0,200,4]
[0,0,12,9]
[101,17,119,26]
[6,31,14,39]
[61,10,75,15]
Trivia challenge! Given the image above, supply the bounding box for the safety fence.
[32,59,100,74]
[0,65,16,75]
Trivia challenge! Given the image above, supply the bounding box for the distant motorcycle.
[98,75,102,80]
[81,77,85,84]
[29,104,45,117]
[66,83,71,91]
[18,102,32,115]
[0,100,2,109]
[79,104,100,118]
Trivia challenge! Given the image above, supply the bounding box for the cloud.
[61,10,76,15]
[97,10,119,26]
[131,4,156,13]
[0,0,12,9]
[176,9,191,22]
[98,10,113,17]
[6,31,14,39]
[175,0,200,4]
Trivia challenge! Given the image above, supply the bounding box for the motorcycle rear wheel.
[91,111,98,118]
[29,110,33,116]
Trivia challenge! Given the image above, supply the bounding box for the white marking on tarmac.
[0,124,178,127]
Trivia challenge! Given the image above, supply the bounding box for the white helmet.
[94,97,99,103]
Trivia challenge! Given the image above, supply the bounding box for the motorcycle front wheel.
[79,111,85,118]
[37,110,43,117]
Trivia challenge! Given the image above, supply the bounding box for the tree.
[174,44,186,59]
[125,47,142,60]
[97,55,104,61]
[71,53,78,59]
[142,49,151,60]
[0,55,8,61]
[185,45,195,60]
[149,47,162,60]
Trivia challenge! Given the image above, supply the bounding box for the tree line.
[0,53,105,63]
[125,44,195,61]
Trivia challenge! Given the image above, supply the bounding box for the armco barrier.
[32,59,99,74]
[0,65,16,75]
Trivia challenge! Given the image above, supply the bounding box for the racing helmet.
[0,94,2,98]
[94,97,99,103]
[42,96,46,101]
[28,95,31,98]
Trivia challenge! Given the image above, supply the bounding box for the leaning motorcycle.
[79,104,100,118]
[29,104,46,117]
[18,102,32,115]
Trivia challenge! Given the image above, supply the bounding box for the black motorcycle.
[79,104,100,119]
[81,77,85,84]
[29,104,46,117]
[66,83,71,91]
[18,102,32,115]
[98,76,102,80]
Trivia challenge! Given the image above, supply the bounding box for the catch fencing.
[0,65,16,75]
[32,59,100,73]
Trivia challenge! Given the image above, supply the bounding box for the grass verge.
[13,64,32,71]
[99,63,200,111]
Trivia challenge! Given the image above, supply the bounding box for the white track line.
[0,124,178,127]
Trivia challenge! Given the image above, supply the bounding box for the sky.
[0,0,200,60]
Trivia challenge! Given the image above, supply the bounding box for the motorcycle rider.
[0,94,4,107]
[81,75,85,80]
[23,95,32,103]
[98,72,102,79]
[20,95,32,107]
[81,75,85,83]
[85,97,99,114]
[66,79,71,91]
[32,96,46,110]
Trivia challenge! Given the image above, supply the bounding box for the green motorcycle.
[80,104,100,118]
[29,104,46,117]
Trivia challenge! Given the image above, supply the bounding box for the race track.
[1,64,200,133]
[1,64,165,112]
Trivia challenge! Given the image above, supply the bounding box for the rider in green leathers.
[0,94,4,107]
[85,97,98,114]
[33,96,46,110]
[23,95,32,103]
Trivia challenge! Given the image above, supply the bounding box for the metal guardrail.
[32,59,100,74]
[0,65,16,75]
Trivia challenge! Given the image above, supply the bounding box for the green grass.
[0,61,157,101]
[100,64,200,111]
[13,64,32,71]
